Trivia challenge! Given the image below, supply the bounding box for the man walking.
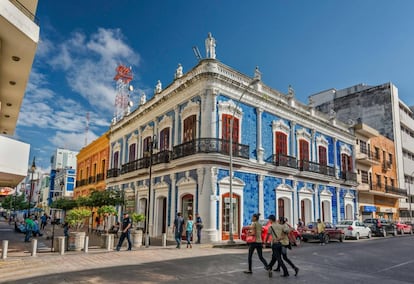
[24,215,35,242]
[265,215,289,277]
[116,212,132,251]
[317,218,326,245]
[195,213,203,244]
[173,212,184,248]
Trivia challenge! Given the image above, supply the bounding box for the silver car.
[336,220,372,240]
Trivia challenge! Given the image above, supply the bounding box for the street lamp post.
[145,135,156,248]
[228,78,259,244]
[28,157,36,217]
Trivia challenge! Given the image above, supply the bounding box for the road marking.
[376,259,414,272]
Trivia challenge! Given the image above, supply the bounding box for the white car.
[336,220,372,240]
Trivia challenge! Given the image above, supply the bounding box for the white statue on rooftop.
[140,92,146,105]
[254,66,262,81]
[288,85,295,97]
[155,80,162,94]
[205,32,216,59]
[175,64,183,79]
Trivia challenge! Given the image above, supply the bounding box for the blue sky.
[17,0,414,170]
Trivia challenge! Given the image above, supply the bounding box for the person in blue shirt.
[173,212,184,249]
[40,213,48,230]
[195,213,203,244]
[186,215,194,248]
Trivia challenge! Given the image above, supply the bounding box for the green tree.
[2,194,28,211]
[65,208,91,230]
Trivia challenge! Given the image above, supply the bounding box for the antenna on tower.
[192,46,202,61]
[85,112,90,146]
[113,65,133,123]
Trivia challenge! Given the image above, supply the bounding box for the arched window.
[341,153,353,172]
[129,143,136,162]
[318,146,327,165]
[143,136,151,155]
[183,115,196,142]
[222,114,239,142]
[113,151,119,169]
[159,127,170,151]
[299,139,310,170]
[276,132,288,155]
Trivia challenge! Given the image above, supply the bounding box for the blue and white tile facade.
[106,36,357,242]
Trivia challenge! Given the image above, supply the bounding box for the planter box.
[68,232,86,251]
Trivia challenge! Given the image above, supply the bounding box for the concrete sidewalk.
[0,243,246,283]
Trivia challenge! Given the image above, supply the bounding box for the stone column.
[293,180,298,227]
[333,138,338,178]
[290,121,296,157]
[311,129,316,162]
[336,187,341,223]
[315,184,320,220]
[206,167,218,242]
[256,107,264,163]
[174,106,179,146]
[122,135,127,165]
[258,174,264,217]
[169,173,176,237]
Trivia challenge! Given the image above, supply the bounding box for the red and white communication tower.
[113,64,133,123]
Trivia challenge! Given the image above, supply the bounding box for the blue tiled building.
[106,34,357,242]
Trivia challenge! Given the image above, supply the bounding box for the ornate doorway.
[221,193,240,240]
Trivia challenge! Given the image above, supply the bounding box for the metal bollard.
[58,237,65,255]
[162,233,167,247]
[106,234,113,251]
[1,240,8,259]
[84,236,89,253]
[31,239,37,257]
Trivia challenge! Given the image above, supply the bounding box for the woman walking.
[274,216,299,277]
[244,213,268,274]
[186,214,194,248]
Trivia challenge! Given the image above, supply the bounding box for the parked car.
[336,220,372,240]
[363,218,397,237]
[241,220,302,246]
[395,222,413,235]
[300,221,345,244]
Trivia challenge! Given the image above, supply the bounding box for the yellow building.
[355,124,401,221]
[75,132,109,228]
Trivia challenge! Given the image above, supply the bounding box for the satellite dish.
[128,101,134,107]
[129,85,134,91]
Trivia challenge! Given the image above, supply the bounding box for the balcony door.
[222,114,239,154]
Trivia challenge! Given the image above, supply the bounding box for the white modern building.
[0,0,39,188]
[106,34,358,243]
[51,148,78,171]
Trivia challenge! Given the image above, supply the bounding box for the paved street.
[1,218,414,284]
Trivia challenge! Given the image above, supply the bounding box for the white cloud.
[49,130,99,151]
[49,28,140,113]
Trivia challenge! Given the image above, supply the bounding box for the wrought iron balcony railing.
[385,185,407,196]
[298,160,335,177]
[121,157,150,174]
[96,173,105,182]
[107,168,120,178]
[272,153,297,169]
[341,171,357,182]
[172,138,249,160]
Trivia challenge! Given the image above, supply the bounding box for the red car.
[299,221,345,244]
[241,220,302,246]
[395,222,413,235]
